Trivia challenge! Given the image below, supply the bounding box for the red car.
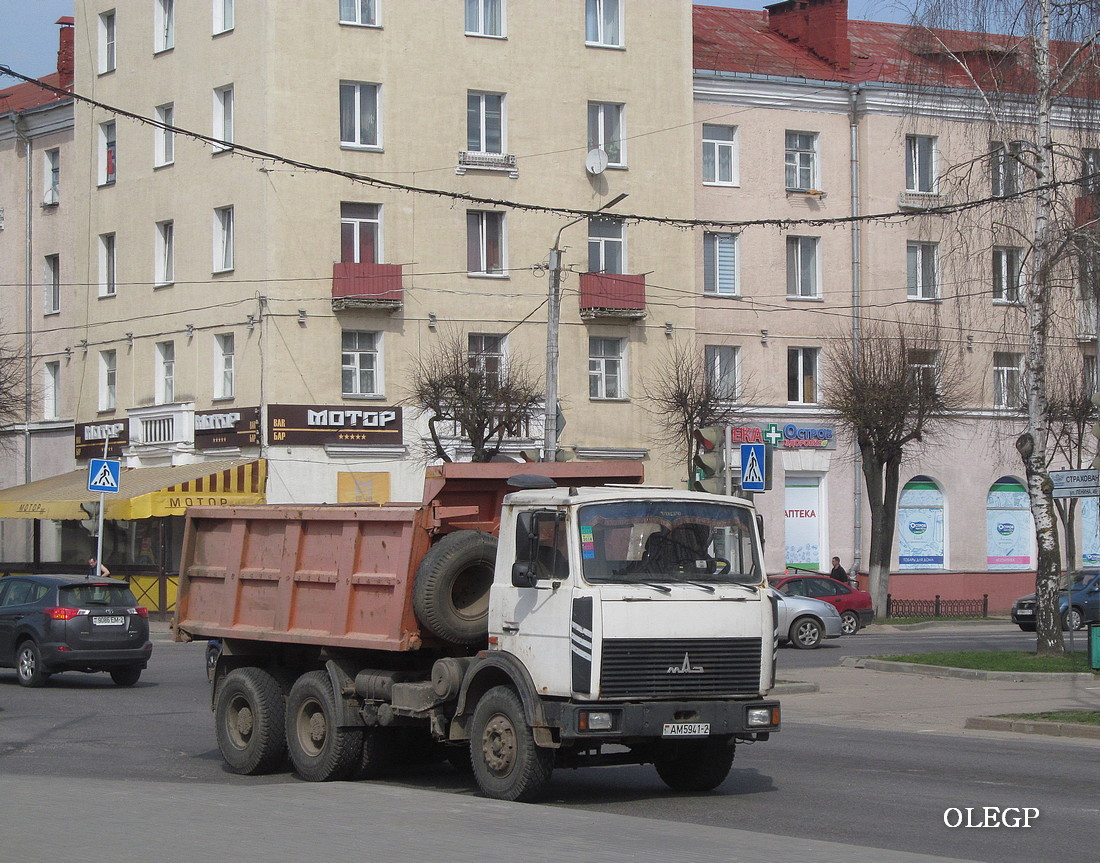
[768,573,874,635]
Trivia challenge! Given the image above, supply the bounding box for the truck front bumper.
[547,698,780,743]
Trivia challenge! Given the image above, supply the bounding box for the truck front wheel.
[286,671,363,781]
[654,738,735,792]
[470,685,554,802]
[215,667,288,775]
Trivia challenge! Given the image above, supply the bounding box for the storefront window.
[986,477,1033,570]
[898,475,945,569]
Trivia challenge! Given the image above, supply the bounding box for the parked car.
[769,573,875,635]
[0,573,152,687]
[1011,570,1100,632]
[770,588,843,649]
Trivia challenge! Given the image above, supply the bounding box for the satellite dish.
[585,148,609,175]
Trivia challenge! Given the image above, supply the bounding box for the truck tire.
[354,727,398,780]
[413,530,497,645]
[655,738,735,792]
[286,671,362,782]
[470,685,554,802]
[215,667,288,775]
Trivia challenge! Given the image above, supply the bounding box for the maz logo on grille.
[666,653,704,674]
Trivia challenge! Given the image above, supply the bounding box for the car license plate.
[1016,609,1033,617]
[92,616,126,626]
[662,723,709,737]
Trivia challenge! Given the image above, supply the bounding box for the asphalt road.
[0,629,1095,863]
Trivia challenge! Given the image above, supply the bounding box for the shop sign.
[75,420,130,459]
[267,404,403,446]
[727,423,836,450]
[195,406,261,449]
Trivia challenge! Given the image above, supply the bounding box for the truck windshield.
[577,500,761,586]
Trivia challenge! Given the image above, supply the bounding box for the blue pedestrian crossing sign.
[88,459,121,494]
[739,444,766,492]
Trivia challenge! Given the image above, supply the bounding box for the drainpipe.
[848,84,863,576]
[12,112,36,560]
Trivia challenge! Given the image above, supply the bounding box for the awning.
[0,459,266,520]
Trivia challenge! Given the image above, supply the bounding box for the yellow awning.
[0,459,266,520]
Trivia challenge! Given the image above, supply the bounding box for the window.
[785,131,817,191]
[589,337,624,399]
[1082,148,1100,193]
[213,206,234,272]
[585,0,621,47]
[43,361,60,421]
[213,0,234,33]
[786,236,819,298]
[702,124,737,185]
[468,333,505,387]
[905,135,936,193]
[43,254,60,314]
[898,476,945,569]
[466,0,503,36]
[907,349,938,398]
[100,121,117,186]
[703,231,737,295]
[467,211,505,275]
[342,331,380,396]
[155,220,174,285]
[214,333,235,399]
[99,11,116,73]
[993,246,1023,303]
[156,341,175,404]
[99,233,117,297]
[704,344,738,400]
[154,0,174,52]
[907,241,938,300]
[991,141,1023,198]
[994,351,1024,409]
[588,102,624,166]
[100,350,117,411]
[341,203,380,263]
[213,85,234,151]
[42,148,60,205]
[340,81,380,148]
[788,347,818,404]
[155,103,174,166]
[467,91,504,154]
[588,217,624,275]
[339,0,378,26]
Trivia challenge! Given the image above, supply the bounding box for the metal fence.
[885,594,989,619]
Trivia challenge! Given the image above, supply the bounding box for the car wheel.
[1017,623,1036,632]
[110,665,142,687]
[15,640,49,687]
[215,667,288,775]
[789,616,823,649]
[206,640,221,683]
[1061,607,1084,631]
[840,610,861,635]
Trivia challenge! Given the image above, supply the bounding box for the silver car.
[771,588,843,649]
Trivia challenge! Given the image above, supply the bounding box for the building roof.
[0,71,69,117]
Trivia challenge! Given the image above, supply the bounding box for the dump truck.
[173,462,780,802]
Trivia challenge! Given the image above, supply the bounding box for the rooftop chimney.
[767,0,851,71]
[56,16,75,90]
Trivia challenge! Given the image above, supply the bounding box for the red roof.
[0,72,69,115]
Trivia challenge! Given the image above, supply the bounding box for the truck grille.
[599,638,762,699]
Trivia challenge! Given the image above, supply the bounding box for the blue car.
[1011,571,1100,631]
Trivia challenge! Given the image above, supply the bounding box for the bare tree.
[822,320,970,615]
[642,340,750,486]
[905,0,1100,653]
[405,328,544,463]
[0,339,28,449]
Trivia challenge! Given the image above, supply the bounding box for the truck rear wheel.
[413,530,497,645]
[286,671,362,782]
[655,738,735,792]
[215,667,288,775]
[354,727,398,779]
[470,685,554,802]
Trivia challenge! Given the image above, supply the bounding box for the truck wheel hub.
[483,715,516,773]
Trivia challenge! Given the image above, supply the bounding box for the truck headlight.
[747,707,779,728]
[578,710,616,731]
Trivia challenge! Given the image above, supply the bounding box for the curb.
[772,681,819,695]
[964,716,1100,740]
[839,656,1097,682]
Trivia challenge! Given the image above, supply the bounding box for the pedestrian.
[88,557,110,578]
[829,556,848,584]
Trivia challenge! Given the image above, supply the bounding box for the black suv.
[0,574,152,687]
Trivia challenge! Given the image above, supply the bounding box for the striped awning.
[0,459,266,520]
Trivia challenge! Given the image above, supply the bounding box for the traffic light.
[1092,393,1100,469]
[693,425,726,494]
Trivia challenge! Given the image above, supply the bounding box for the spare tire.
[413,530,497,645]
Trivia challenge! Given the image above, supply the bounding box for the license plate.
[92,616,126,626]
[1016,609,1034,617]
[662,723,709,737]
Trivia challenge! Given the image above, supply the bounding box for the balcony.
[578,273,646,322]
[897,191,945,211]
[456,151,518,178]
[331,262,404,312]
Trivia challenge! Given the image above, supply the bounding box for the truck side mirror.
[511,561,538,588]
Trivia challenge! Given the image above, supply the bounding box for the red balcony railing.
[578,273,646,321]
[332,262,403,311]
